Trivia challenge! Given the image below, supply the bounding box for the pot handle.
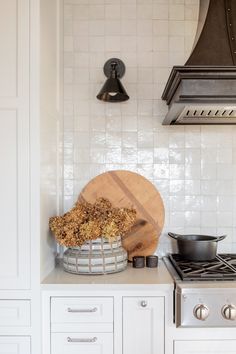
[168,232,180,240]
[215,235,227,242]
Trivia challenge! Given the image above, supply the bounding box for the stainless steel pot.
[168,233,226,261]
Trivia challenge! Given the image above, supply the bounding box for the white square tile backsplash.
[63,0,236,255]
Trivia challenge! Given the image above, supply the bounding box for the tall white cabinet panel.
[51,333,113,354]
[174,340,236,354]
[0,0,30,289]
[0,1,17,97]
[0,336,30,354]
[123,297,164,354]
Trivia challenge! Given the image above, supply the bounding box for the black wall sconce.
[97,58,129,102]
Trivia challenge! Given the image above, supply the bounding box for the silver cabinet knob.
[222,304,236,321]
[140,300,147,308]
[193,304,209,321]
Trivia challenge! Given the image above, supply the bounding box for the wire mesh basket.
[63,236,127,275]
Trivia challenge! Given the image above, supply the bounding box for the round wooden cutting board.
[79,170,165,260]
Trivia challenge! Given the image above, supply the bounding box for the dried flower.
[102,221,120,242]
[49,197,137,247]
[79,220,101,243]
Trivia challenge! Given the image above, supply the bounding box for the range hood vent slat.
[174,105,236,124]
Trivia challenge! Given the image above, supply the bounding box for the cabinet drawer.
[0,300,30,327]
[52,333,113,354]
[0,336,30,354]
[174,340,236,354]
[51,297,113,323]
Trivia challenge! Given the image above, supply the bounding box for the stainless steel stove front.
[176,283,236,327]
[163,256,236,328]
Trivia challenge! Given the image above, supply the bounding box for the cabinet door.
[51,333,113,354]
[0,300,30,327]
[0,336,30,354]
[174,340,236,354]
[0,0,30,289]
[123,297,164,354]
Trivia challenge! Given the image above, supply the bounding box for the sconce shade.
[97,77,129,102]
[96,58,129,102]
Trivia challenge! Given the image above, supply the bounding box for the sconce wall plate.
[103,58,125,78]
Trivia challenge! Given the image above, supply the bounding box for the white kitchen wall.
[62,0,236,255]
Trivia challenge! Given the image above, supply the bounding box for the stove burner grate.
[169,254,236,281]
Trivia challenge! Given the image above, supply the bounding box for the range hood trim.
[162,66,236,105]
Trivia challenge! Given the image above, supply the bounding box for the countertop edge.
[41,261,174,290]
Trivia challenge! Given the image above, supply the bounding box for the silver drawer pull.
[140,300,148,308]
[67,337,97,343]
[67,307,98,313]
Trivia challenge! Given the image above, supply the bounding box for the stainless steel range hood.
[162,0,236,125]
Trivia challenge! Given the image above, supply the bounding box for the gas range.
[169,253,236,281]
[163,254,236,328]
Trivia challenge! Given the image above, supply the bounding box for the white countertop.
[41,261,173,291]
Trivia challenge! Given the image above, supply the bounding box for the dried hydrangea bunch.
[49,197,137,247]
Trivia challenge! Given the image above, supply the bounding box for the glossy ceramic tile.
[63,0,236,255]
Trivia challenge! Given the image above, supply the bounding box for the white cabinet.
[50,297,114,354]
[174,340,236,354]
[0,0,32,346]
[0,300,30,327]
[51,297,113,324]
[51,333,113,354]
[0,0,30,289]
[123,297,164,354]
[0,336,30,354]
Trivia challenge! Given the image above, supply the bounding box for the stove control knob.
[193,304,209,321]
[222,304,236,321]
